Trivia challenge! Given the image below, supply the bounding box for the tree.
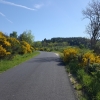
[34,41,42,48]
[82,0,100,49]
[10,31,17,38]
[18,30,34,45]
[95,40,100,54]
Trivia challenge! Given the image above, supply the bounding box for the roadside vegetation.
[0,0,100,99]
[0,30,40,73]
[0,52,40,73]
[63,47,100,100]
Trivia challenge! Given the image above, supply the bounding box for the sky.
[0,0,91,41]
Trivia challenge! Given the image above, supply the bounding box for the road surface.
[0,52,77,100]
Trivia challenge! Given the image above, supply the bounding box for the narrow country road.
[0,52,77,100]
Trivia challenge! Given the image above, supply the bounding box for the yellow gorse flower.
[63,47,100,67]
[63,47,79,63]
[0,45,11,57]
[0,32,11,58]
[0,32,11,47]
[81,52,100,66]
[7,37,20,46]
[20,41,34,54]
[77,52,100,67]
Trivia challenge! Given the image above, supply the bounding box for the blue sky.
[0,0,91,41]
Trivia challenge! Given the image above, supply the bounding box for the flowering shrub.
[63,47,100,99]
[7,37,20,46]
[95,56,100,64]
[81,52,100,66]
[0,32,11,58]
[82,52,95,66]
[63,47,79,63]
[20,41,34,54]
[0,32,11,47]
[0,45,10,57]
[7,37,21,54]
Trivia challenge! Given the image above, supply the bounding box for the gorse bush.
[0,32,11,58]
[0,31,35,59]
[20,41,34,54]
[63,47,100,67]
[7,37,21,54]
[81,52,100,67]
[0,45,11,57]
[63,47,79,63]
[63,47,100,100]
[0,32,11,47]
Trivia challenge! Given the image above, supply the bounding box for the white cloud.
[34,3,44,9]
[0,11,13,23]
[0,0,35,11]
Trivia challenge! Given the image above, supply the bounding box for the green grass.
[0,51,40,73]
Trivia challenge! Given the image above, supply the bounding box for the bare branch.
[82,0,100,49]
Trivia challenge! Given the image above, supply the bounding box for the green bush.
[69,60,79,74]
[77,69,86,80]
[96,92,100,100]
[77,69,100,99]
[82,74,92,87]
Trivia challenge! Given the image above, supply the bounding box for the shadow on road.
[28,57,65,67]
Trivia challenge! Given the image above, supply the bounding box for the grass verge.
[52,51,64,59]
[0,51,40,73]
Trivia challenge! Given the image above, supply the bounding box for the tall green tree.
[10,31,17,38]
[18,30,34,45]
[34,41,42,48]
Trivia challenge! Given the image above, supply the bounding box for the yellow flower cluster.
[3,40,11,46]
[0,32,11,58]
[63,47,79,63]
[95,56,100,63]
[0,31,35,58]
[63,47,100,67]
[82,52,100,66]
[0,32,11,47]
[20,41,34,54]
[0,45,6,56]
[0,32,5,38]
[0,45,10,57]
[7,37,20,46]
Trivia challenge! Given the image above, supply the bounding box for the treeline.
[34,37,90,52]
[42,37,90,47]
[0,30,34,60]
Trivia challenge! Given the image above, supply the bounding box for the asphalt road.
[0,52,77,100]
